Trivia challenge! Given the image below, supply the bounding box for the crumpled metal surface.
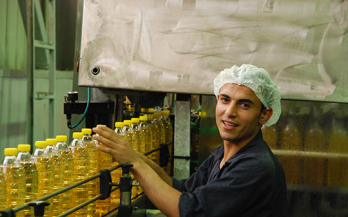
[79,0,348,102]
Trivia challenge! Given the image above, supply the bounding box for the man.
[93,64,287,217]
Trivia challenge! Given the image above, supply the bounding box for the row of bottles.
[262,106,348,187]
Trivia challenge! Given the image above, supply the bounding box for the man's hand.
[92,125,141,165]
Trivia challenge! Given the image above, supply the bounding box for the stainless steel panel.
[79,0,348,102]
[173,100,191,180]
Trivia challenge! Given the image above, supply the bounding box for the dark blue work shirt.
[172,130,287,217]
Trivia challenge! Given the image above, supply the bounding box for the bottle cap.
[115,122,124,128]
[139,116,148,121]
[73,132,83,139]
[46,139,57,145]
[18,144,31,152]
[56,135,67,142]
[199,111,202,116]
[35,141,47,148]
[141,108,148,112]
[154,112,161,117]
[161,110,170,116]
[148,108,154,113]
[82,128,92,134]
[4,148,18,156]
[124,120,133,126]
[147,114,155,119]
[131,118,140,123]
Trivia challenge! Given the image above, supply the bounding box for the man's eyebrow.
[238,99,255,105]
[220,94,230,99]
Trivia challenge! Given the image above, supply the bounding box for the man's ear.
[259,108,273,125]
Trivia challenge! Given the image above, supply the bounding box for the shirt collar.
[210,130,264,162]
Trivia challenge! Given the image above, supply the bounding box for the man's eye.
[221,98,228,102]
[241,103,250,108]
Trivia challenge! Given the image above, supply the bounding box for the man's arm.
[136,152,173,186]
[92,126,180,217]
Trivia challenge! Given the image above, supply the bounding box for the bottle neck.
[3,155,17,165]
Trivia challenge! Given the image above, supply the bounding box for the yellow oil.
[70,134,89,217]
[303,120,326,186]
[147,115,159,163]
[279,117,302,185]
[35,152,54,217]
[161,110,173,174]
[131,118,146,154]
[327,118,348,187]
[261,125,277,150]
[124,120,137,151]
[95,134,113,217]
[58,148,74,213]
[154,113,166,145]
[0,168,6,210]
[82,129,98,217]
[139,117,152,154]
[2,150,26,217]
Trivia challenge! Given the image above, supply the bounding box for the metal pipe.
[57,194,102,217]
[272,150,348,159]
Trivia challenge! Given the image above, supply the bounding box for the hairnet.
[214,64,281,126]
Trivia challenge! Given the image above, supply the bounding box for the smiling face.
[216,83,271,147]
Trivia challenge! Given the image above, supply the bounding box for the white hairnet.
[214,64,281,126]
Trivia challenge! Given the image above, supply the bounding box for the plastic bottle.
[124,120,137,151]
[110,122,126,210]
[33,141,53,217]
[279,112,302,185]
[0,163,6,211]
[139,116,152,154]
[261,124,278,150]
[327,117,348,187]
[131,118,146,154]
[140,108,148,116]
[154,112,166,145]
[95,125,112,217]
[161,110,173,175]
[1,148,26,217]
[45,138,62,217]
[303,116,326,186]
[147,114,159,163]
[81,128,98,217]
[55,135,74,213]
[69,132,89,217]
[16,144,38,217]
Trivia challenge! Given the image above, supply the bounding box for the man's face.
[216,83,263,146]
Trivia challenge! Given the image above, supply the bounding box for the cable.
[69,87,90,129]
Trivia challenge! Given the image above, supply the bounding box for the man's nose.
[225,102,237,117]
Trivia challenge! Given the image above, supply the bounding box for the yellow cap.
[97,125,106,128]
[73,132,83,139]
[82,128,92,134]
[141,108,148,112]
[139,116,148,121]
[147,114,155,119]
[154,112,161,117]
[131,118,140,123]
[161,110,170,116]
[18,144,31,152]
[115,122,124,128]
[124,120,132,126]
[56,135,67,142]
[148,108,154,113]
[4,148,18,156]
[46,139,57,145]
[199,111,202,116]
[35,141,47,148]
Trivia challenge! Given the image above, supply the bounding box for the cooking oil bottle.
[131,118,146,154]
[33,141,53,217]
[46,138,62,217]
[147,114,159,163]
[0,164,6,210]
[327,117,348,187]
[154,112,166,145]
[55,135,74,213]
[124,120,137,151]
[111,122,126,209]
[139,116,152,154]
[69,132,89,217]
[279,111,303,185]
[16,144,38,217]
[161,110,173,174]
[81,128,98,217]
[1,148,26,217]
[95,125,112,217]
